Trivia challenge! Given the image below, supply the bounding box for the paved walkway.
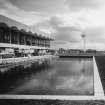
[93,56,104,99]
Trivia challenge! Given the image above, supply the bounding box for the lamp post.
[81,33,86,53]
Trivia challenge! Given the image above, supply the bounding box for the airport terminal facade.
[0,17,53,58]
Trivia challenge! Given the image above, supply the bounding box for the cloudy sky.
[0,0,105,50]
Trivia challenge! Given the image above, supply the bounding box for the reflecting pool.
[0,57,93,95]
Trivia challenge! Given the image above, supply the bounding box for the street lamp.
[81,33,86,53]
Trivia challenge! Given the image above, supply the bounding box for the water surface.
[0,57,93,95]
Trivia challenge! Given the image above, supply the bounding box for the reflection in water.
[0,58,93,95]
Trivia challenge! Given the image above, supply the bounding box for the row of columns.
[0,28,50,47]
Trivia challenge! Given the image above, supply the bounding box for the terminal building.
[0,15,54,58]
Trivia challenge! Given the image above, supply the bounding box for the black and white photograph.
[0,0,105,105]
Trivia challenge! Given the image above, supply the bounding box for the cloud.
[8,0,66,15]
[31,14,105,50]
[55,26,81,42]
[86,27,105,43]
[65,0,105,11]
[78,26,105,50]
[0,0,105,50]
[0,0,47,26]
[31,16,82,42]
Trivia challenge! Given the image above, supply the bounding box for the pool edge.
[0,56,105,100]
